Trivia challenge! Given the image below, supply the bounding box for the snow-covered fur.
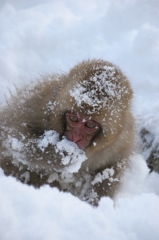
[0,59,134,206]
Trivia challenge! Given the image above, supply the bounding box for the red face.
[64,111,100,150]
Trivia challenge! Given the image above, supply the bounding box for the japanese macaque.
[0,59,134,206]
[140,128,159,173]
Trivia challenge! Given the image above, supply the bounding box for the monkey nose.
[72,132,84,143]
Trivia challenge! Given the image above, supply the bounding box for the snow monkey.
[0,59,134,206]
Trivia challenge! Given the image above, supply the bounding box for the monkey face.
[64,111,100,150]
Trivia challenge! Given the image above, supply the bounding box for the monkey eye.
[85,122,96,129]
[69,116,78,122]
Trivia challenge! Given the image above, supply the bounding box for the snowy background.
[0,0,159,239]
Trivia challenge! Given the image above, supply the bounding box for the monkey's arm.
[1,159,46,187]
[78,160,125,206]
[0,157,63,191]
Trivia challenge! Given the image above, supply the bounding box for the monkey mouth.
[74,140,88,150]
[69,137,85,150]
[72,139,82,148]
[65,134,84,150]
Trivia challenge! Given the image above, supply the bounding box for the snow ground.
[0,0,159,239]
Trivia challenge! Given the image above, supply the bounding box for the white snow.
[69,65,120,113]
[92,167,117,185]
[0,0,159,239]
[36,130,87,173]
[69,63,129,117]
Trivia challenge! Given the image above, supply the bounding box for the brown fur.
[0,59,134,206]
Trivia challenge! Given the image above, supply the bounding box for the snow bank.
[0,166,159,240]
